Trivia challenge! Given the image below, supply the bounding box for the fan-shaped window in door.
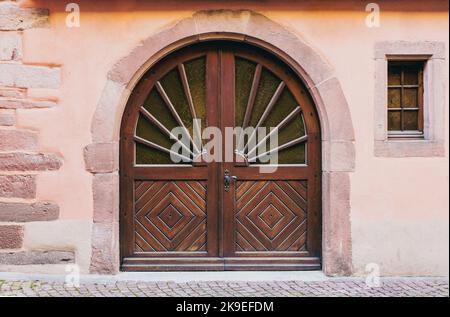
[134,53,309,166]
[135,56,206,165]
[234,57,307,165]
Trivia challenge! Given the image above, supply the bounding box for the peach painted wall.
[16,0,448,275]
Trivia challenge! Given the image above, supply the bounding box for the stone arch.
[85,10,355,275]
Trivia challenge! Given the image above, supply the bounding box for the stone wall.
[0,1,74,267]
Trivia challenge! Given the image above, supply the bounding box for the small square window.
[387,61,424,139]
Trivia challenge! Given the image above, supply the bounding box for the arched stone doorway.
[85,10,355,275]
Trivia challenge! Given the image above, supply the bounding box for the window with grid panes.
[387,61,424,138]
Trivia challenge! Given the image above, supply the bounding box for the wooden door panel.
[133,180,207,253]
[220,46,321,269]
[235,180,308,253]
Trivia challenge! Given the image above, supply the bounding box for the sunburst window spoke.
[235,58,308,165]
[135,56,207,165]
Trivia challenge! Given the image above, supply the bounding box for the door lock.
[224,169,237,192]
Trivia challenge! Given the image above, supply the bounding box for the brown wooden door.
[120,42,321,271]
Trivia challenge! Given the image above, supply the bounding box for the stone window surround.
[85,10,356,276]
[374,41,447,157]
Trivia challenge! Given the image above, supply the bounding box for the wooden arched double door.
[120,41,322,271]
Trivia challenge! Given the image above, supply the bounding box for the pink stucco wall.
[2,0,448,275]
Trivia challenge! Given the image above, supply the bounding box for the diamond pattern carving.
[158,204,183,229]
[133,181,207,252]
[235,181,307,252]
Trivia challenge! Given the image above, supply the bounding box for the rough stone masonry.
[0,1,73,267]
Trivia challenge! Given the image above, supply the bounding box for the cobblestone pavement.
[0,278,448,297]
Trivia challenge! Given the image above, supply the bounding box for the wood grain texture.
[134,181,207,252]
[235,180,307,252]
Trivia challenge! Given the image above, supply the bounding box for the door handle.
[224,169,237,192]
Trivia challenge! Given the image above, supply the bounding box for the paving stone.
[0,278,447,297]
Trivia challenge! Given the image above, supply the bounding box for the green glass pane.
[277,114,306,145]
[159,68,193,133]
[249,67,281,127]
[136,97,184,165]
[184,57,206,128]
[135,120,192,165]
[388,88,401,108]
[278,143,306,164]
[143,89,178,132]
[404,110,419,130]
[136,143,174,165]
[136,115,173,149]
[263,88,297,128]
[403,88,418,108]
[388,110,401,131]
[388,66,401,85]
[256,143,306,165]
[251,111,306,165]
[235,57,256,128]
[253,113,305,154]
